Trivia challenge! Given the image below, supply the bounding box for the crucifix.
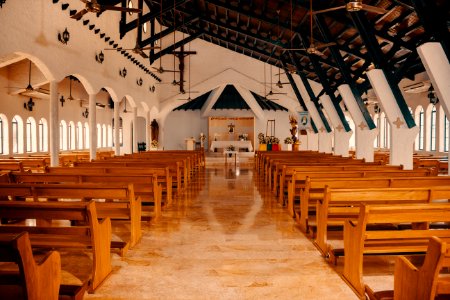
[172,45,197,93]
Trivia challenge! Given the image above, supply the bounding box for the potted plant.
[226,145,235,157]
[284,137,293,151]
[271,137,280,151]
[257,133,267,151]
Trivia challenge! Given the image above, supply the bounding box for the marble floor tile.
[84,164,358,300]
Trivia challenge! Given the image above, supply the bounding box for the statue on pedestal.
[151,119,159,142]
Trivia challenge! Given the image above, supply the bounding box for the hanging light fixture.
[95,51,104,63]
[58,27,70,44]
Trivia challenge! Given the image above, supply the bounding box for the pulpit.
[185,138,196,150]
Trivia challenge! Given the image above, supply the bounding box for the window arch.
[107,124,113,147]
[84,122,90,149]
[26,117,37,153]
[102,124,107,147]
[0,114,9,155]
[373,114,380,148]
[38,118,48,152]
[383,115,390,148]
[76,122,83,150]
[415,106,424,151]
[430,106,437,151]
[68,121,76,150]
[12,115,24,154]
[59,120,67,151]
[97,124,102,148]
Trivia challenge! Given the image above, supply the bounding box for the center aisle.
[86,164,357,299]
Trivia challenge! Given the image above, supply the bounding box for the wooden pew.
[0,201,112,292]
[0,182,141,253]
[46,166,173,206]
[365,236,447,300]
[1,158,47,173]
[296,176,450,234]
[342,203,450,298]
[315,186,447,258]
[0,162,23,172]
[10,172,162,221]
[0,232,60,300]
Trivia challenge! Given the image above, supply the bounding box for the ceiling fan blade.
[284,48,307,51]
[71,9,89,19]
[100,6,142,13]
[315,42,336,50]
[313,5,345,14]
[361,4,388,14]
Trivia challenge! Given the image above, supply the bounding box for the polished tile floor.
[84,164,358,300]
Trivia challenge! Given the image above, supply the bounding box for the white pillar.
[49,80,59,166]
[132,106,138,153]
[146,110,151,151]
[338,84,378,161]
[306,129,318,151]
[417,42,450,174]
[367,69,418,169]
[88,94,97,161]
[321,95,352,157]
[318,129,333,153]
[114,102,120,156]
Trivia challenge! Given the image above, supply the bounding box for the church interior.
[0,0,449,299]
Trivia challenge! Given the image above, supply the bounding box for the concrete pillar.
[338,84,378,161]
[306,129,318,151]
[318,128,333,154]
[367,69,418,169]
[146,110,151,151]
[417,42,450,174]
[132,106,138,153]
[321,95,352,157]
[304,100,325,151]
[113,101,120,156]
[88,94,97,161]
[49,80,59,166]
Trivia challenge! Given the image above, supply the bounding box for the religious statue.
[150,119,159,142]
[289,115,298,143]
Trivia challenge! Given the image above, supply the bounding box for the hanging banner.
[298,111,310,130]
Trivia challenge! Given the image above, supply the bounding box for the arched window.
[97,124,102,148]
[107,125,113,147]
[445,114,449,152]
[373,114,380,148]
[26,117,37,153]
[102,124,107,147]
[59,120,67,151]
[38,118,48,152]
[12,115,24,154]
[415,106,425,150]
[345,116,355,150]
[0,114,8,155]
[76,122,83,150]
[68,121,76,150]
[84,123,90,149]
[430,106,437,151]
[383,115,390,148]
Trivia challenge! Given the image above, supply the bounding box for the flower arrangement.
[227,145,236,151]
[284,137,293,144]
[258,133,266,144]
[151,140,158,148]
[269,137,280,144]
[238,133,248,141]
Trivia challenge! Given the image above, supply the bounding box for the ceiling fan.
[6,61,49,96]
[71,0,142,20]
[313,0,388,15]
[274,67,290,88]
[122,99,132,113]
[264,66,287,98]
[284,0,336,56]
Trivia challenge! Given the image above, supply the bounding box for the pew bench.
[342,203,450,299]
[0,201,112,293]
[365,236,448,300]
[0,182,141,254]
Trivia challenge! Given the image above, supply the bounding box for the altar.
[210,140,253,152]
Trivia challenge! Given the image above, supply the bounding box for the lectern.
[185,138,196,150]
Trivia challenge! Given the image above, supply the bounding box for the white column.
[49,80,59,166]
[318,128,333,153]
[303,101,324,151]
[132,106,138,153]
[417,42,450,174]
[367,69,418,169]
[321,95,352,157]
[146,110,151,151]
[88,94,97,160]
[306,129,318,151]
[338,84,378,161]
[114,102,120,156]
